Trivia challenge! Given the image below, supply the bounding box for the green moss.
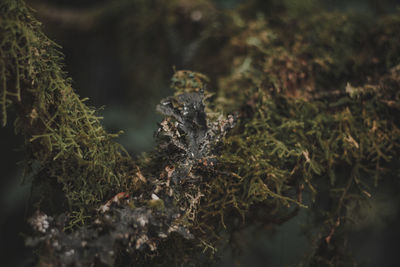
[148,199,165,211]
[217,8,400,111]
[0,0,135,227]
[209,5,400,265]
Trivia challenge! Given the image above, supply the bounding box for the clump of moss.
[216,7,400,111]
[210,5,400,265]
[0,0,135,226]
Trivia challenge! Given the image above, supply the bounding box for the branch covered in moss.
[2,0,400,266]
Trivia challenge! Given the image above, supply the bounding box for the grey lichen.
[25,84,235,266]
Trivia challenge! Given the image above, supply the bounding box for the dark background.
[1,0,400,266]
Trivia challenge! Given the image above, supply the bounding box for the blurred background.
[1,0,400,266]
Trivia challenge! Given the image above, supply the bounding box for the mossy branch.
[1,0,400,266]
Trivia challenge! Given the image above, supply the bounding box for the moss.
[0,0,135,227]
[210,4,400,265]
[216,7,400,111]
[148,199,165,211]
